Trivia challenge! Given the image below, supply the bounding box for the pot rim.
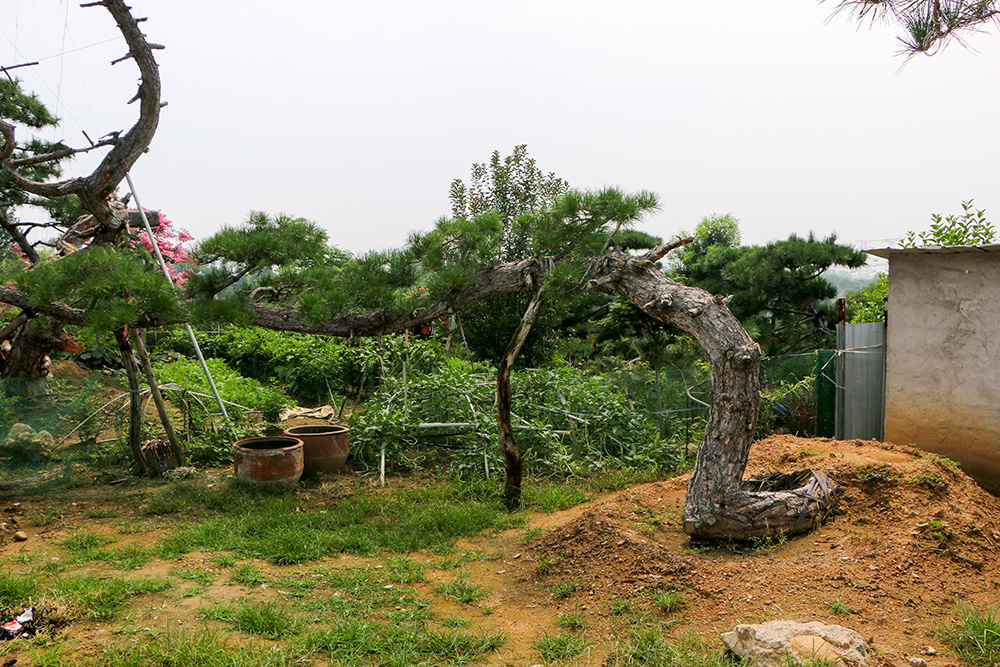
[283,425,349,436]
[233,436,303,452]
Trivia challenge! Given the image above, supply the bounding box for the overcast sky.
[2,1,998,258]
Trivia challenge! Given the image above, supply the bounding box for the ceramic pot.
[233,436,304,486]
[283,425,349,475]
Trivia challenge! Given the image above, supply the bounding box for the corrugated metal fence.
[835,322,886,440]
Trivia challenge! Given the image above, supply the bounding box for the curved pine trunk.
[592,250,841,539]
[1,321,83,398]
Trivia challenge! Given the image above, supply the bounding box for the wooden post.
[114,329,148,475]
[497,286,544,509]
[132,329,187,467]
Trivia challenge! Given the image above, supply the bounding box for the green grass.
[297,621,505,664]
[149,480,523,564]
[3,570,166,623]
[609,629,728,667]
[649,588,687,613]
[270,574,319,596]
[94,631,300,667]
[49,575,172,620]
[521,527,543,543]
[558,608,586,630]
[384,555,427,584]
[231,565,265,586]
[824,598,855,615]
[941,602,1000,667]
[208,553,236,568]
[55,530,154,570]
[59,531,112,553]
[433,550,485,570]
[585,467,662,492]
[610,598,633,616]
[0,569,43,606]
[523,482,592,513]
[551,579,579,599]
[294,566,426,620]
[5,554,36,565]
[534,631,589,661]
[232,600,301,638]
[90,545,154,570]
[173,568,216,585]
[435,577,490,605]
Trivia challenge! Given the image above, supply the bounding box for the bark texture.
[133,330,186,467]
[114,329,148,475]
[497,286,544,509]
[0,0,162,230]
[589,247,841,539]
[1,321,83,397]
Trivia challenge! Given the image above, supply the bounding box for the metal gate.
[835,322,886,441]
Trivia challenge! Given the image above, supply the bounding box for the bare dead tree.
[0,0,163,235]
[0,0,183,473]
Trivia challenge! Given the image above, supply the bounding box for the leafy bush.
[756,375,815,439]
[152,355,291,423]
[348,356,682,477]
[902,200,994,248]
[847,273,888,324]
[153,326,443,403]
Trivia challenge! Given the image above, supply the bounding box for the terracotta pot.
[232,436,303,486]
[283,424,349,475]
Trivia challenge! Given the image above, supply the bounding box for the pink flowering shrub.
[7,243,29,263]
[132,211,196,286]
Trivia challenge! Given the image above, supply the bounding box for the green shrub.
[152,356,290,423]
[153,326,444,403]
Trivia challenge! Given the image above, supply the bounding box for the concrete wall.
[884,251,1000,494]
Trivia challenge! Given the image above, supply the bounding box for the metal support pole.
[125,172,230,421]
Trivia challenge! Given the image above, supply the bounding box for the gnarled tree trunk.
[114,329,149,475]
[497,285,544,509]
[1,320,83,398]
[591,247,842,540]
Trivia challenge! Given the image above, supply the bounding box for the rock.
[722,620,869,667]
[13,531,27,542]
[164,466,198,481]
[908,659,928,667]
[921,647,937,656]
[0,424,54,462]
[789,635,842,663]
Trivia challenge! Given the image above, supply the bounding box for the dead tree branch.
[0,0,162,232]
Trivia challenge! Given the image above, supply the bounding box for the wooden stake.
[114,329,148,475]
[379,446,386,487]
[133,329,186,466]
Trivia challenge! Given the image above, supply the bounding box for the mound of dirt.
[526,435,1000,664]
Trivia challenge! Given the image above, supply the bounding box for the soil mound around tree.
[526,435,1000,664]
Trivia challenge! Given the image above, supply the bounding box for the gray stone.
[722,620,869,667]
[1,424,54,461]
[164,466,198,480]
